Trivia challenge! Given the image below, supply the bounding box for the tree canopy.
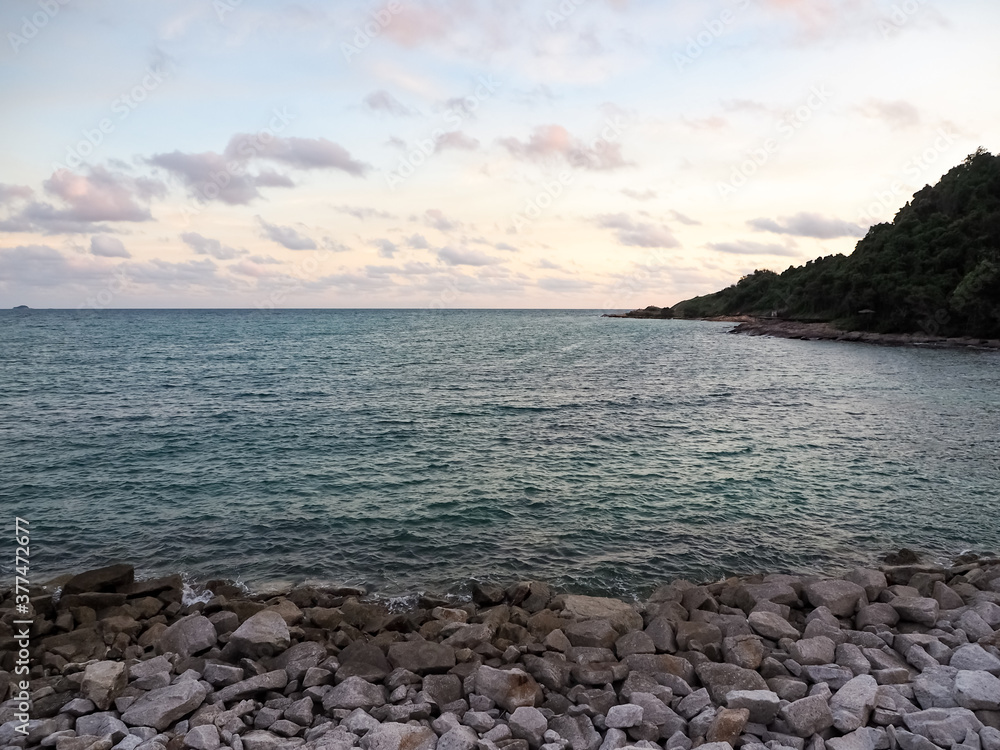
[671,150,1000,338]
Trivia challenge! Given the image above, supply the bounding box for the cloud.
[90,235,131,258]
[181,232,246,260]
[425,209,458,231]
[500,124,630,171]
[254,170,296,188]
[669,210,701,226]
[748,212,866,239]
[0,245,105,287]
[0,184,32,204]
[537,258,563,270]
[857,99,921,131]
[0,168,162,234]
[335,205,396,220]
[405,233,430,249]
[257,217,317,250]
[234,134,370,175]
[494,242,518,252]
[708,240,801,257]
[364,90,416,117]
[436,131,480,152]
[595,214,679,248]
[622,188,656,201]
[437,246,501,266]
[372,238,399,258]
[149,151,267,205]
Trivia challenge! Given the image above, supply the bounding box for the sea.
[2,309,998,601]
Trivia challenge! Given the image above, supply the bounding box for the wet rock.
[81,661,127,711]
[63,564,135,595]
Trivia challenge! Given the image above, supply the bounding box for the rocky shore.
[727,321,1000,350]
[3,555,1000,750]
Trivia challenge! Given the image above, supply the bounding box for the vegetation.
[671,150,1000,338]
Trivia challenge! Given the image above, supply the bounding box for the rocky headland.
[3,555,1000,750]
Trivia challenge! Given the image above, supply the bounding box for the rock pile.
[2,556,1000,750]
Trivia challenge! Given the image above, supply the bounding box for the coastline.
[4,554,1000,750]
[605,312,1000,350]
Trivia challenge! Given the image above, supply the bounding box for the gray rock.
[676,688,712,720]
[891,598,940,627]
[748,611,800,641]
[698,744,736,750]
[804,581,866,617]
[184,725,220,750]
[844,569,888,601]
[76,713,128,743]
[510,707,548,749]
[723,635,765,670]
[932,582,965,610]
[323,676,387,711]
[550,595,643,633]
[387,640,456,674]
[423,674,463,707]
[725,690,781,725]
[801,665,855,690]
[128,655,173,682]
[473,666,541,713]
[913,666,959,709]
[441,623,494,649]
[158,615,218,657]
[902,708,984,746]
[240,730,284,750]
[779,694,834,737]
[462,710,495,733]
[341,708,381,735]
[437,726,478,750]
[202,663,243,687]
[697,662,769,704]
[830,675,878,732]
[955,671,1000,710]
[549,715,601,750]
[958,611,995,642]
[606,705,644,729]
[825,729,876,750]
[82,661,128,711]
[62,698,97,717]
[856,604,900,630]
[214,670,288,703]
[790,637,837,666]
[228,611,290,659]
[565,619,619,649]
[283,697,313,727]
[645,617,677,653]
[362,723,438,750]
[981,727,1000,750]
[599,728,628,750]
[616,631,656,658]
[951,646,1000,676]
[121,681,208,731]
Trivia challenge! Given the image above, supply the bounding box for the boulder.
[362,723,438,750]
[950,645,1000,675]
[696,662,768,704]
[184,725,221,750]
[550,595,643,633]
[81,661,127,711]
[473,665,542,713]
[228,610,290,659]
[748,611,799,641]
[549,714,602,750]
[158,614,218,657]
[803,580,866,617]
[121,681,208,731]
[891,598,940,627]
[63,564,135,595]
[779,694,834,737]
[387,640,456,674]
[323,676,387,710]
[725,689,781,724]
[954,670,1000,710]
[510,706,548,748]
[830,675,878,732]
[565,619,619,649]
[605,704,644,729]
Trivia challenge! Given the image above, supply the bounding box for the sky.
[0,0,997,309]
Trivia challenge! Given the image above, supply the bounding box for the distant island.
[611,150,1000,346]
[13,305,29,309]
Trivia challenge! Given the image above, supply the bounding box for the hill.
[670,149,1000,338]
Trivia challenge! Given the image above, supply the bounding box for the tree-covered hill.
[671,149,1000,338]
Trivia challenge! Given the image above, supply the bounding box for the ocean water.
[2,309,999,599]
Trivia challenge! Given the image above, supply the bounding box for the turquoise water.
[2,309,998,597]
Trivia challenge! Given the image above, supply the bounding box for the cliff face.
[670,150,1000,338]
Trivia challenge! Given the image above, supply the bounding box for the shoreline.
[4,553,1000,750]
[604,312,1000,350]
